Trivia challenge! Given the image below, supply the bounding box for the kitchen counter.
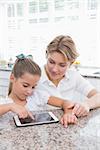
[1,66,100,78]
[0,109,100,150]
[77,67,100,78]
[0,67,12,71]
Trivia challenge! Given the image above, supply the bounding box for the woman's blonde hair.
[46,35,79,63]
[8,58,41,95]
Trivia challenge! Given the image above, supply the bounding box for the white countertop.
[77,67,100,78]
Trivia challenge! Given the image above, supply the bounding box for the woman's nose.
[52,65,59,72]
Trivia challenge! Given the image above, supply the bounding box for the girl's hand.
[62,101,75,112]
[72,102,90,117]
[60,112,78,128]
[10,103,33,118]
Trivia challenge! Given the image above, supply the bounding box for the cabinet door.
[0,86,8,97]
[0,70,11,97]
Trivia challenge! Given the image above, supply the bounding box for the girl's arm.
[0,104,12,116]
[0,103,32,118]
[60,109,78,127]
[48,96,78,127]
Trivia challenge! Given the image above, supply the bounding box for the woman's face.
[46,52,70,81]
[10,72,40,101]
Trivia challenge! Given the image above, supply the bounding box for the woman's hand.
[60,110,78,128]
[72,102,90,117]
[10,103,33,119]
[62,100,90,118]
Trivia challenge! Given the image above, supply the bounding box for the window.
[67,0,79,9]
[7,3,15,17]
[39,0,48,12]
[17,3,23,17]
[88,0,97,10]
[55,16,64,22]
[0,0,100,67]
[29,19,37,24]
[29,1,38,14]
[39,18,48,23]
[55,0,64,11]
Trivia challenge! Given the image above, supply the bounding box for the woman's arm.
[85,91,100,110]
[87,89,98,98]
[48,96,90,117]
[48,96,75,109]
[72,90,100,117]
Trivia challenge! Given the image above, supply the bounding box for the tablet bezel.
[13,111,59,127]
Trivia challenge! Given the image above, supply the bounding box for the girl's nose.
[27,88,33,96]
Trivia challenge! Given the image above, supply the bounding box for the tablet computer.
[13,111,59,127]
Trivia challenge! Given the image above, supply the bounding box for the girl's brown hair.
[8,58,41,95]
[46,35,79,63]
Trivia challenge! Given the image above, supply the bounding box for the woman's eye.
[49,60,55,64]
[59,62,68,67]
[60,64,66,67]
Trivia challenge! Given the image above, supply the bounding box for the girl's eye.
[23,85,28,88]
[32,86,35,89]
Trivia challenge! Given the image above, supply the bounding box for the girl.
[0,56,41,118]
[0,55,78,126]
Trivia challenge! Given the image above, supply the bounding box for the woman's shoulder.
[67,68,81,77]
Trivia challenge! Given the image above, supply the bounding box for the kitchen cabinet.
[0,70,11,97]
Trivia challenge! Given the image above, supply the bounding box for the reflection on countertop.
[77,66,100,78]
[1,66,100,77]
[0,108,100,150]
[0,67,12,71]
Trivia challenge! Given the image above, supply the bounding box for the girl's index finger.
[28,111,35,120]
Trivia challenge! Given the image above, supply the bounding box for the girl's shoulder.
[0,97,13,104]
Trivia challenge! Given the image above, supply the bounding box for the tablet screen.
[19,112,54,124]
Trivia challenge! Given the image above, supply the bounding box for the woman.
[28,35,100,126]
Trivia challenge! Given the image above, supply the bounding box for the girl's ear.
[10,73,15,82]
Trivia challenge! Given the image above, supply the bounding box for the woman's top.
[27,66,95,108]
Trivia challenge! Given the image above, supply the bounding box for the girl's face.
[46,52,70,82]
[10,72,40,101]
